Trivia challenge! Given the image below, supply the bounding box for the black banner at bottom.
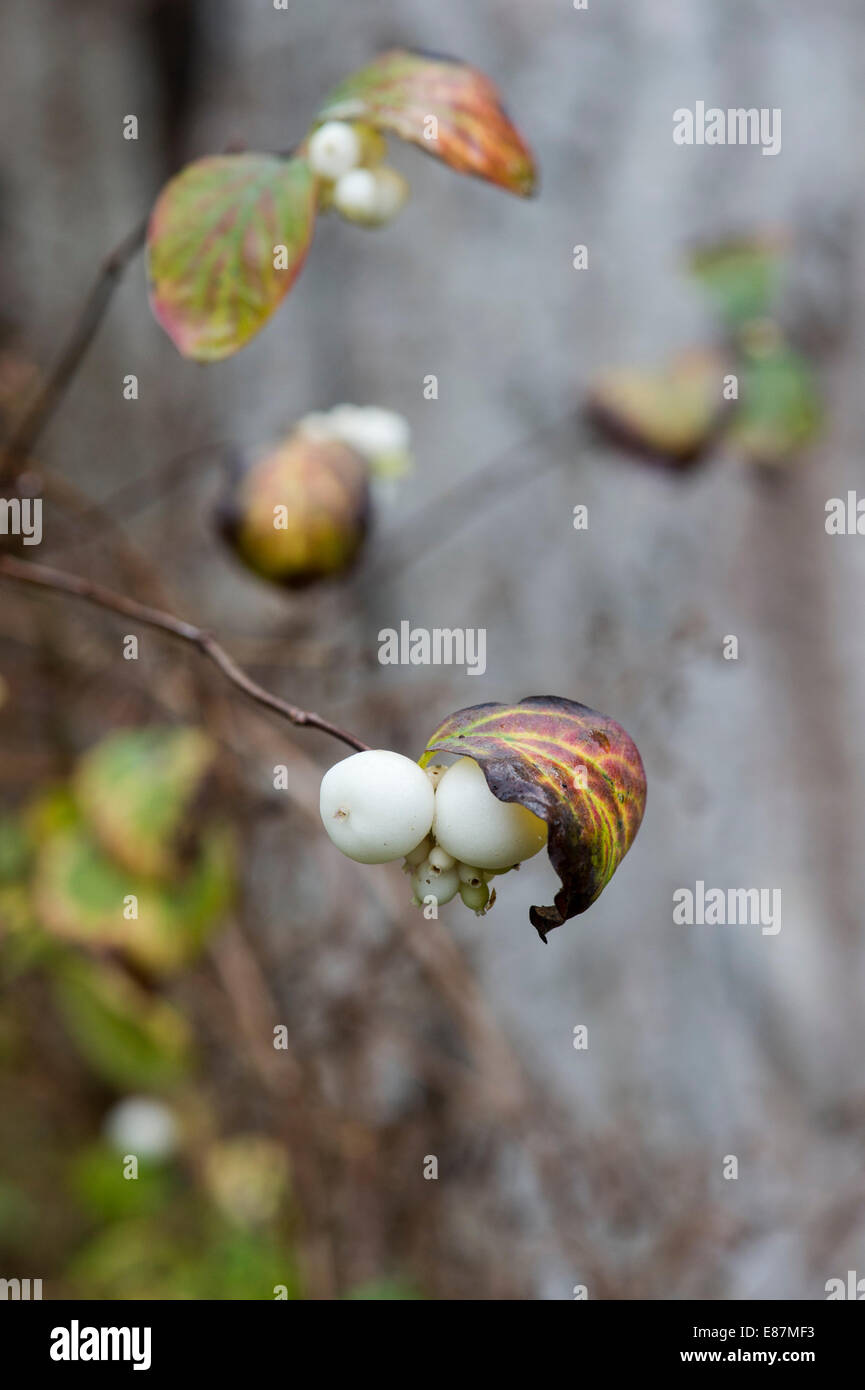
[0,1298,859,1374]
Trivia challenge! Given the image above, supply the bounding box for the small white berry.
[433,757,547,872]
[308,121,363,181]
[428,846,456,872]
[411,862,460,906]
[456,862,486,887]
[424,763,448,790]
[320,749,435,864]
[333,166,409,226]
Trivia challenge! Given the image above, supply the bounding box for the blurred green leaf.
[0,815,31,884]
[729,341,822,464]
[70,1144,176,1222]
[25,786,79,844]
[52,956,192,1091]
[689,236,782,328]
[33,824,234,974]
[74,726,216,881]
[67,1218,299,1300]
[0,1179,38,1245]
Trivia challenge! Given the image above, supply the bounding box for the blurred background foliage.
[2,0,865,1302]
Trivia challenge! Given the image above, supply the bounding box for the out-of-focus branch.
[0,553,369,752]
[0,216,149,483]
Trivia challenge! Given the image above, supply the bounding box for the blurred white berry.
[411,862,460,906]
[103,1096,177,1161]
[333,166,409,226]
[308,121,363,181]
[370,166,410,220]
[433,757,547,872]
[424,763,448,790]
[320,749,435,864]
[328,404,411,461]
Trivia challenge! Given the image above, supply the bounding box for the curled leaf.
[316,49,536,196]
[420,696,646,941]
[147,154,317,361]
[587,350,726,467]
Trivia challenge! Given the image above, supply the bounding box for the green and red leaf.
[420,696,646,941]
[147,154,317,361]
[316,49,536,196]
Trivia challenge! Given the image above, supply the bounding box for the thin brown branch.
[0,553,369,752]
[0,215,148,483]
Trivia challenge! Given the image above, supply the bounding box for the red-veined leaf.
[420,696,646,941]
[147,154,316,361]
[316,49,536,196]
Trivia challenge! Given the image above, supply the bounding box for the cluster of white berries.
[319,750,547,915]
[307,120,409,227]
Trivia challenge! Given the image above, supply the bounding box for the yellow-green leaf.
[52,956,192,1091]
[587,350,725,466]
[74,727,215,881]
[33,825,234,975]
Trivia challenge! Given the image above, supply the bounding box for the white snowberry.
[432,757,547,872]
[370,167,410,221]
[308,121,363,181]
[428,846,456,872]
[103,1096,178,1160]
[332,166,409,226]
[320,749,435,864]
[411,862,460,906]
